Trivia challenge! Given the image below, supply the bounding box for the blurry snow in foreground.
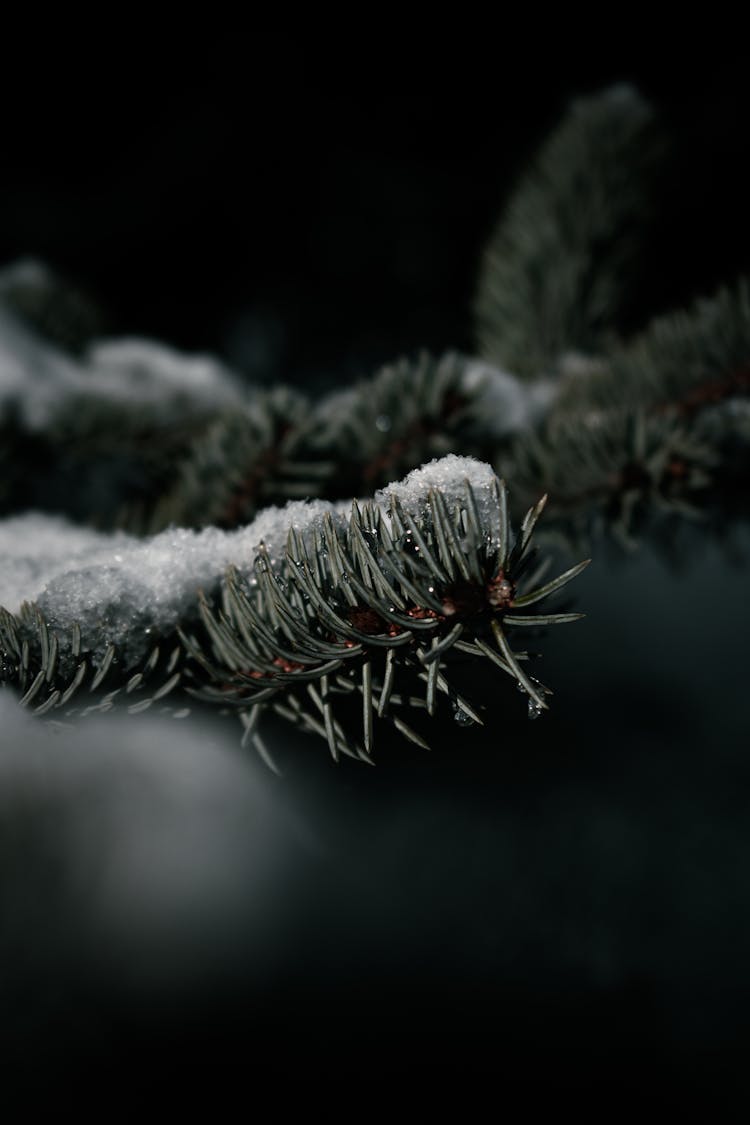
[0,693,315,992]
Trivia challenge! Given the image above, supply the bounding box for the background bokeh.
[2,32,749,1114]
[3,37,749,391]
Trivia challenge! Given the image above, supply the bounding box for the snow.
[0,502,348,665]
[85,337,244,412]
[376,454,507,550]
[0,301,244,430]
[0,306,84,429]
[0,690,312,983]
[1,264,553,444]
[0,514,128,618]
[460,360,557,437]
[0,457,504,666]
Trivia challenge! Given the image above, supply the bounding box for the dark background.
[2,32,750,1115]
[2,34,749,388]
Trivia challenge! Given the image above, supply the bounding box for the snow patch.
[0,304,243,430]
[0,502,350,665]
[0,457,503,666]
[85,337,243,412]
[460,360,556,437]
[376,454,504,547]
[0,691,309,982]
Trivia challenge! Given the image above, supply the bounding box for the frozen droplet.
[527,699,542,720]
[375,414,392,432]
[453,704,475,726]
[396,531,420,556]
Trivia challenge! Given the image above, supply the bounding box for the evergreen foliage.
[184,478,588,764]
[0,468,588,759]
[1,84,748,759]
[473,84,659,375]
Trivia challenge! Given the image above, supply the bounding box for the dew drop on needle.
[452,704,475,726]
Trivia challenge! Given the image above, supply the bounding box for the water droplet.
[375,414,392,432]
[515,680,526,693]
[397,531,421,556]
[527,699,543,720]
[453,704,475,726]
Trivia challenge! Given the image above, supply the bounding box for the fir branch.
[180,471,589,758]
[140,387,313,533]
[553,280,750,415]
[113,353,549,533]
[295,352,475,493]
[45,396,216,529]
[1,86,747,561]
[0,603,187,720]
[474,85,659,376]
[505,280,750,545]
[0,461,589,763]
[611,280,750,416]
[503,407,718,548]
